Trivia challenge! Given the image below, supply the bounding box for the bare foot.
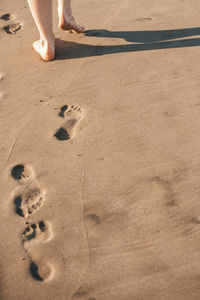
[33,39,55,62]
[58,6,84,33]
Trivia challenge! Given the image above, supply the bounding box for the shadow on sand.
[56,27,200,60]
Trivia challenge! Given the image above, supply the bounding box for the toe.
[75,25,84,33]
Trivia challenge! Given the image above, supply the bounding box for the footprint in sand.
[30,260,54,282]
[11,164,33,181]
[0,13,15,21]
[1,13,22,34]
[54,104,84,141]
[3,22,22,34]
[22,221,53,248]
[22,221,54,282]
[11,165,54,282]
[13,185,45,218]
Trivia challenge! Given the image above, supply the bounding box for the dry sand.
[1,0,200,299]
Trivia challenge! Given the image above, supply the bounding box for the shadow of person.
[84,27,200,43]
[55,27,200,60]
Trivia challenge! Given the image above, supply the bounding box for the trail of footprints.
[0,13,22,34]
[11,164,54,282]
[11,104,84,282]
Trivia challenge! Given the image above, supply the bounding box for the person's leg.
[57,0,84,33]
[27,0,55,61]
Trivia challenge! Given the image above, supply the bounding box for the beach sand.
[1,0,200,299]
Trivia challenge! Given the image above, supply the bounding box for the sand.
[1,0,200,299]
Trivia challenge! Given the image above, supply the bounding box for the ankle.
[40,36,55,49]
[64,7,72,17]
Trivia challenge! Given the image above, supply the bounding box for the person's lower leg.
[27,0,55,61]
[57,0,84,33]
[58,0,72,16]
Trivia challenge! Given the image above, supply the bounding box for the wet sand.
[1,0,200,299]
